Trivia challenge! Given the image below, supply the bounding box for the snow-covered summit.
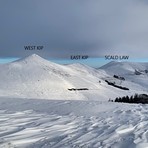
[23,54,44,61]
[12,54,52,66]
[100,61,148,75]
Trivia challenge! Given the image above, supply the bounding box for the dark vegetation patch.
[113,75,125,80]
[111,94,148,104]
[68,88,89,91]
[105,80,129,90]
[134,69,148,75]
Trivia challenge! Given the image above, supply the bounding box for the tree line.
[112,94,148,104]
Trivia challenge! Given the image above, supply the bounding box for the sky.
[1,0,148,67]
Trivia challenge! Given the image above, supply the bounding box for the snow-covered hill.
[0,54,148,100]
[100,61,148,75]
[100,61,148,93]
[0,54,84,100]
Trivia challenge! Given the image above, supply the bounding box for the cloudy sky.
[0,0,148,66]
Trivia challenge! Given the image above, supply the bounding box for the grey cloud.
[0,0,148,59]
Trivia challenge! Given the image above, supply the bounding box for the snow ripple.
[0,102,148,148]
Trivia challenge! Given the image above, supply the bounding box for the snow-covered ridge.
[0,54,148,100]
[100,61,148,75]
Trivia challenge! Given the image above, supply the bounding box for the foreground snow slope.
[0,54,148,100]
[0,97,148,148]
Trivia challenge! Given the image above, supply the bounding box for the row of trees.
[105,80,129,90]
[113,75,125,80]
[114,94,148,104]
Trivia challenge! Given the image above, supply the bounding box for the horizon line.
[0,55,148,68]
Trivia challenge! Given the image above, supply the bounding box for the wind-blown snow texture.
[0,98,148,148]
[1,54,148,147]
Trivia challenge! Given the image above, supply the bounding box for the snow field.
[0,98,148,148]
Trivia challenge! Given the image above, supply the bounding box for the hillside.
[100,61,148,92]
[0,54,148,100]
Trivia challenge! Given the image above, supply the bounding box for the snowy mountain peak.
[23,54,45,62]
[12,54,51,65]
[27,53,41,58]
[100,61,148,75]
